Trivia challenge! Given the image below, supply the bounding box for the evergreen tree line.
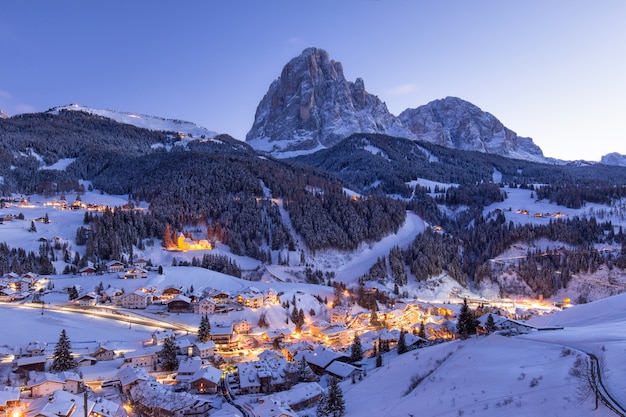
[174,253,242,278]
[0,241,56,276]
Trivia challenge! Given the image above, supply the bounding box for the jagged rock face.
[0,109,8,119]
[600,152,626,167]
[399,97,545,162]
[246,47,411,156]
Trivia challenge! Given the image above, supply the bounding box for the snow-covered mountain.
[0,109,8,119]
[601,152,626,167]
[48,104,218,140]
[399,96,546,162]
[246,47,412,157]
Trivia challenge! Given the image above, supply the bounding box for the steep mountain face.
[246,47,412,156]
[601,152,626,167]
[399,97,546,162]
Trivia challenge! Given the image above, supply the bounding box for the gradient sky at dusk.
[1,1,625,161]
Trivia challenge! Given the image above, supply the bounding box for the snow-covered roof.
[0,386,20,406]
[325,361,360,378]
[191,365,222,385]
[117,366,151,386]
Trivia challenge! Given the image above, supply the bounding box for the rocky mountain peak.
[246,47,411,156]
[0,109,8,119]
[398,97,545,162]
[600,152,626,167]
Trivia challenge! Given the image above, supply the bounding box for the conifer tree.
[457,298,479,339]
[418,321,427,339]
[485,313,497,334]
[50,329,76,372]
[198,315,211,342]
[350,334,363,363]
[397,329,408,354]
[317,377,345,417]
[375,338,383,368]
[160,337,179,371]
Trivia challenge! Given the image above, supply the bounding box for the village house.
[118,267,148,280]
[0,386,21,411]
[210,323,238,351]
[130,380,211,417]
[91,396,128,417]
[160,286,183,302]
[236,358,288,395]
[91,345,116,361]
[329,306,351,325]
[75,356,98,367]
[324,361,362,381]
[27,371,84,398]
[106,260,125,274]
[189,366,223,394]
[252,400,298,417]
[0,288,17,302]
[234,319,252,335]
[193,341,215,359]
[122,347,160,369]
[151,329,176,346]
[204,288,230,305]
[133,259,148,269]
[25,389,96,417]
[117,367,152,395]
[79,266,97,276]
[76,292,98,307]
[237,287,265,308]
[263,288,279,305]
[196,297,217,315]
[176,358,203,383]
[261,382,324,412]
[118,290,152,309]
[167,295,192,313]
[13,355,47,375]
[294,346,351,376]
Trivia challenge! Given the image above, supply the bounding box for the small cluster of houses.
[0,272,47,302]
[78,259,149,278]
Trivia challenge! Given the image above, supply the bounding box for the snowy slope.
[48,104,217,139]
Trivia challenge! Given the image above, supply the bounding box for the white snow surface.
[49,104,218,139]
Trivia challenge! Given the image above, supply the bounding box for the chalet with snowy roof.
[320,324,354,346]
[25,389,95,417]
[133,259,148,269]
[210,323,238,350]
[192,341,215,359]
[106,260,125,273]
[118,290,152,309]
[325,361,362,381]
[237,358,288,395]
[0,386,20,411]
[76,292,98,307]
[118,267,148,280]
[196,297,216,315]
[189,366,223,394]
[309,320,330,338]
[294,346,350,375]
[27,371,84,398]
[329,306,351,325]
[16,341,46,358]
[205,288,230,304]
[117,367,151,395]
[0,288,17,302]
[263,382,324,412]
[79,266,97,276]
[130,380,211,417]
[264,288,279,305]
[167,295,192,313]
[91,396,128,417]
[234,319,252,334]
[13,355,47,374]
[91,345,115,361]
[160,285,183,302]
[252,400,297,417]
[176,358,203,383]
[122,346,160,369]
[75,356,97,367]
[151,329,176,346]
[237,288,265,308]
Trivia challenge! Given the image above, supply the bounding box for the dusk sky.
[1,1,625,161]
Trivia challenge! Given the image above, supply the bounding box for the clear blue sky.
[1,1,625,161]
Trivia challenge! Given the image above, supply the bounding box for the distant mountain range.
[245,47,547,162]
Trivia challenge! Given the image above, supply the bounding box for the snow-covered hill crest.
[245,47,413,157]
[399,96,547,162]
[48,104,218,140]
